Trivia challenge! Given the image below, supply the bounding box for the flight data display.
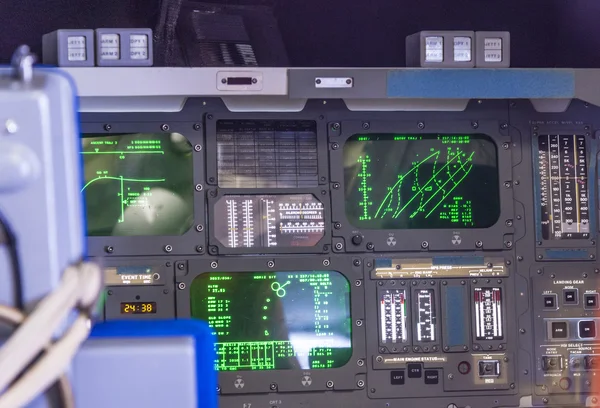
[343,134,500,229]
[81,133,194,236]
[190,271,352,371]
[213,194,325,249]
[474,287,504,341]
[217,120,318,188]
[416,289,436,343]
[538,134,590,240]
[379,289,409,344]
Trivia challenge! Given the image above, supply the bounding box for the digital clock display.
[120,302,157,314]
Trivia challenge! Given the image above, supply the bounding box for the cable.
[0,211,24,309]
[0,315,89,408]
[0,305,74,408]
[0,262,102,396]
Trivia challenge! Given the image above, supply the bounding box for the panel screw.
[584,273,588,278]
[161,124,170,131]
[194,144,202,151]
[178,282,186,290]
[333,183,340,189]
[209,177,216,183]
[499,344,504,350]
[355,279,362,287]
[104,124,112,131]
[164,245,173,253]
[473,345,480,350]
[321,190,327,195]
[542,398,548,404]
[166,262,172,267]
[332,142,340,150]
[514,180,520,185]
[591,254,596,260]
[472,279,478,284]
[523,370,528,375]
[319,115,324,120]
[463,346,469,351]
[370,388,376,393]
[221,78,227,84]
[195,184,203,192]
[323,259,330,266]
[163,289,169,294]
[516,215,522,220]
[550,274,555,278]
[357,359,364,367]
[195,246,203,253]
[510,383,515,389]
[444,346,450,351]
[475,241,483,248]
[500,123,508,130]
[196,224,204,232]
[520,328,526,334]
[538,255,544,260]
[417,121,425,129]
[448,374,454,380]
[356,319,363,327]
[210,261,218,269]
[332,122,340,130]
[518,256,524,261]
[505,219,513,227]
[267,261,275,268]
[376,356,383,363]
[504,181,511,188]
[593,397,598,404]
[335,242,343,250]
[357,380,365,388]
[503,356,508,362]
[107,290,113,296]
[251,78,257,84]
[334,222,341,229]
[105,246,114,254]
[326,381,334,388]
[596,269,600,274]
[421,241,429,249]
[537,269,543,275]
[207,114,213,120]
[506,260,511,265]
[353,259,361,267]
[502,142,509,149]
[471,121,479,129]
[586,380,591,386]
[505,240,513,248]
[177,263,185,270]
[442,281,447,285]
[269,383,277,391]
[366,242,374,250]
[193,124,201,131]
[460,280,465,285]
[208,246,218,254]
[216,386,221,393]
[362,122,370,130]
[315,79,322,84]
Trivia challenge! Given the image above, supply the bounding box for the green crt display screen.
[190,271,352,371]
[81,133,194,236]
[343,134,500,229]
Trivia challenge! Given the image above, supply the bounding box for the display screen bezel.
[328,119,514,253]
[80,122,206,257]
[343,133,501,230]
[175,256,366,394]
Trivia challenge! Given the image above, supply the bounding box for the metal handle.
[11,45,36,83]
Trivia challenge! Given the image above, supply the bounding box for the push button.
[390,370,405,385]
[407,363,422,378]
[584,293,599,310]
[543,294,557,309]
[579,320,596,338]
[550,321,568,339]
[563,289,578,305]
[424,370,439,384]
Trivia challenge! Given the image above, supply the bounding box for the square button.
[579,320,596,339]
[563,289,578,305]
[391,370,405,385]
[424,370,439,384]
[407,363,422,378]
[585,293,599,309]
[551,321,569,339]
[544,294,557,309]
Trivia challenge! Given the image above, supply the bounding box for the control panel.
[81,97,600,407]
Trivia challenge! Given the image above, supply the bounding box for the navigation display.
[343,134,499,229]
[537,134,590,240]
[217,120,318,188]
[190,271,352,371]
[81,133,194,236]
[213,194,325,249]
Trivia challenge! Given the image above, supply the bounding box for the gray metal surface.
[72,337,197,407]
[0,66,83,307]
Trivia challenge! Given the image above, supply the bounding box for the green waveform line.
[373,151,440,218]
[81,175,166,223]
[425,158,473,218]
